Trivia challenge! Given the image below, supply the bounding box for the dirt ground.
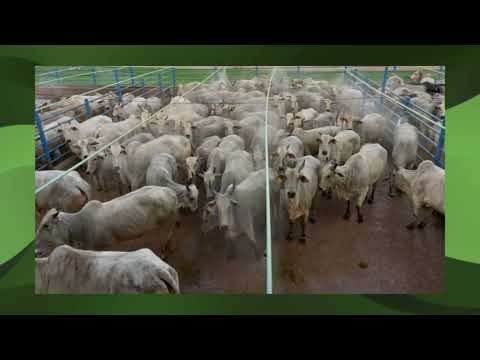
[272,170,444,294]
[58,172,266,294]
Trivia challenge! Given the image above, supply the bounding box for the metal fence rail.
[35,67,175,170]
[344,66,445,168]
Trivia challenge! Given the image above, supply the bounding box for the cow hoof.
[406,222,416,230]
[308,217,316,224]
[286,234,293,242]
[357,216,364,223]
[175,221,181,228]
[343,214,350,221]
[417,222,426,229]
[299,236,306,245]
[388,193,395,198]
[367,199,373,204]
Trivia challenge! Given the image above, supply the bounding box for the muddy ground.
[36,164,443,294]
[35,171,266,294]
[272,171,444,294]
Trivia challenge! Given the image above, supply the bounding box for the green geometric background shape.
[0,45,479,314]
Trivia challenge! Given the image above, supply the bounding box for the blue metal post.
[91,67,97,86]
[344,66,347,81]
[129,66,136,87]
[214,66,218,80]
[84,99,92,119]
[434,118,445,167]
[256,65,259,78]
[35,111,52,167]
[381,66,389,105]
[141,78,146,97]
[113,69,122,102]
[393,65,397,72]
[157,73,163,91]
[172,67,177,94]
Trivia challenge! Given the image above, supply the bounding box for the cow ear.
[233,125,242,130]
[316,138,322,143]
[276,174,285,184]
[52,210,60,220]
[299,174,309,183]
[328,138,337,144]
[57,128,63,133]
[191,125,197,129]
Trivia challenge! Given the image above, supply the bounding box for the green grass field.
[35,66,441,88]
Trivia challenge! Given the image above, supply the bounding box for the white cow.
[276,156,321,243]
[35,186,180,258]
[35,170,91,216]
[36,245,180,294]
[389,122,418,196]
[394,160,444,229]
[320,143,388,223]
[146,153,199,212]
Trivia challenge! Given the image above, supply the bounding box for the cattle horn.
[298,159,306,172]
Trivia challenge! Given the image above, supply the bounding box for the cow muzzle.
[287,192,296,199]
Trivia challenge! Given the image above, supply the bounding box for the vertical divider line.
[264,67,276,295]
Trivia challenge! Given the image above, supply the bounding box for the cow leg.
[308,200,316,224]
[343,200,351,220]
[356,205,364,223]
[286,220,294,242]
[368,182,377,204]
[407,201,431,230]
[299,216,307,245]
[327,188,333,200]
[356,189,368,223]
[226,237,236,261]
[388,170,395,197]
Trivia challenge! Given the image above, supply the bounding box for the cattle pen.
[35,66,445,294]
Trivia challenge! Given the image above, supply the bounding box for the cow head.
[319,160,337,192]
[317,134,335,164]
[393,167,413,194]
[109,143,127,172]
[214,181,238,233]
[324,98,332,112]
[201,167,222,200]
[277,158,309,200]
[178,182,199,212]
[35,209,67,258]
[85,151,105,176]
[185,156,200,182]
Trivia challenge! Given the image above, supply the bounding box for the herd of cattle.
[34,68,445,294]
